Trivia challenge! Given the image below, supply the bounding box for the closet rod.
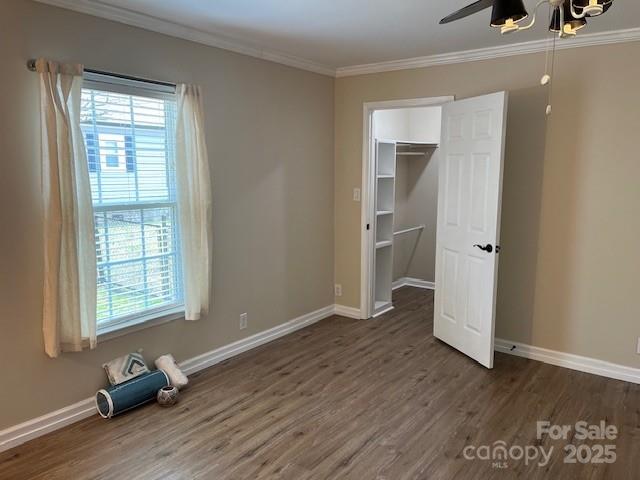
[394,225,425,236]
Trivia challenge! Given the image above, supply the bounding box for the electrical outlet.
[239,313,248,330]
[335,284,342,297]
[353,188,361,202]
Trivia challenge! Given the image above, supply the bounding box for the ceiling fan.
[440,0,614,36]
[440,0,616,115]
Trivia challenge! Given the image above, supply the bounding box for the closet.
[372,107,441,316]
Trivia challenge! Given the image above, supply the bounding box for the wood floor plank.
[1,287,638,479]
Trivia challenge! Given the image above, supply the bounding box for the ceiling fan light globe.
[583,4,604,16]
[549,3,587,35]
[490,0,528,28]
[573,0,613,17]
[500,19,520,34]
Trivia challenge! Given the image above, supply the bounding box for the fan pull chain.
[546,32,557,115]
[541,4,557,116]
[541,7,552,85]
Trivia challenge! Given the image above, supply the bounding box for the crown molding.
[336,27,640,77]
[32,1,640,79]
[34,0,337,77]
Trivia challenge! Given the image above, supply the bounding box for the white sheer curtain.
[175,84,212,320]
[37,59,97,358]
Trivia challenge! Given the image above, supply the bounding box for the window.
[80,76,183,332]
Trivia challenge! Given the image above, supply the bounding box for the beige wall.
[0,0,334,430]
[1,0,639,432]
[335,42,640,368]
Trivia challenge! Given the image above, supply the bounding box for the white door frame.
[360,96,454,319]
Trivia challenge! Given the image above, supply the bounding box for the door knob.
[473,244,493,253]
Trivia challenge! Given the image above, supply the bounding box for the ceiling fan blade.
[439,0,495,24]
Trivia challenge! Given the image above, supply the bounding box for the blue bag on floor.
[95,369,169,418]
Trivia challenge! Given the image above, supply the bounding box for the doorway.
[360,93,509,368]
[360,96,453,319]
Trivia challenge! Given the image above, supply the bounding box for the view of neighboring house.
[80,89,182,327]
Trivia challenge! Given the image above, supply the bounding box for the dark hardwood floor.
[1,287,638,479]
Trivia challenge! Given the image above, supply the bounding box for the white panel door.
[434,91,508,368]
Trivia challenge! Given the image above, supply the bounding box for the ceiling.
[44,0,640,73]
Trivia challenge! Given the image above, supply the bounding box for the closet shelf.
[376,240,393,249]
[394,225,425,236]
[376,210,393,216]
[395,141,439,147]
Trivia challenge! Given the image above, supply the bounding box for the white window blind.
[80,79,183,331]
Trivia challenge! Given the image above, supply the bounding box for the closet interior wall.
[393,145,438,284]
[374,106,441,294]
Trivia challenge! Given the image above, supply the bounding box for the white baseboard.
[0,398,96,453]
[8,311,637,453]
[180,305,335,375]
[392,277,435,290]
[333,304,362,319]
[373,304,394,318]
[495,338,640,385]
[0,304,336,453]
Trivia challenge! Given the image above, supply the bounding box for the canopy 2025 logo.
[463,420,618,469]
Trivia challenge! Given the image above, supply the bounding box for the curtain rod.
[26,59,177,88]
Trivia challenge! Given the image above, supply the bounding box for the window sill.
[97,306,185,343]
